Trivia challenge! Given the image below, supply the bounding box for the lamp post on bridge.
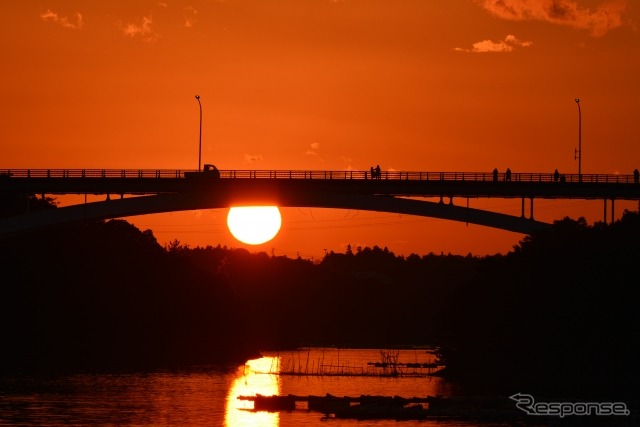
[575,98,582,182]
[195,95,202,172]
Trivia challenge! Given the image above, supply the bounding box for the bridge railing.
[0,169,187,179]
[225,170,639,183]
[1,169,638,184]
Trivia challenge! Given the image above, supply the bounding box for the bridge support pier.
[604,198,616,224]
[612,198,615,224]
[520,197,535,220]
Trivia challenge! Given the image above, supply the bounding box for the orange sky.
[2,1,640,259]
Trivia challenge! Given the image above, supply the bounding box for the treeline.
[0,200,638,399]
[437,214,640,400]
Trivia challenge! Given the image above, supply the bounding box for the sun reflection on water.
[225,356,281,427]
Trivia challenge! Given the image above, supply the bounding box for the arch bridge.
[1,168,639,237]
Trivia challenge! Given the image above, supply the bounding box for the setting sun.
[227,206,282,245]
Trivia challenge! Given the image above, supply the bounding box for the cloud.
[244,154,263,163]
[476,0,627,37]
[338,156,354,171]
[40,9,83,30]
[184,6,198,28]
[121,15,158,42]
[455,34,532,53]
[306,142,320,156]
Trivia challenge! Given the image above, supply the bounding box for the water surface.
[0,348,520,426]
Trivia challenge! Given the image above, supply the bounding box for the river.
[0,348,531,426]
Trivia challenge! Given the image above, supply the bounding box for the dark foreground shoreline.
[1,209,639,402]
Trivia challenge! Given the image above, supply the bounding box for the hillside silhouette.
[1,195,638,400]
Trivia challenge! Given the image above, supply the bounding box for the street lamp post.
[195,95,202,172]
[575,98,581,182]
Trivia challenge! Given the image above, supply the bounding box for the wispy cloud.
[306,142,321,156]
[121,15,158,42]
[476,0,627,37]
[455,34,532,53]
[40,9,83,30]
[184,6,198,28]
[341,155,353,170]
[244,154,263,164]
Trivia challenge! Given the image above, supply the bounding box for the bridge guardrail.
[1,169,638,184]
[0,169,186,179]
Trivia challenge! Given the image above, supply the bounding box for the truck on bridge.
[184,164,220,179]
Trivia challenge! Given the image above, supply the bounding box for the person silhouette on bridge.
[554,169,560,183]
[369,166,375,179]
[375,165,381,179]
[493,168,498,182]
[505,168,511,182]
[634,168,639,184]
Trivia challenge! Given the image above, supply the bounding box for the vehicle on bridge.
[184,164,220,179]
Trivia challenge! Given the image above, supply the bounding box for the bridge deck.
[2,169,639,200]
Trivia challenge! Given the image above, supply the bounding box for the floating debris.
[237,393,534,422]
